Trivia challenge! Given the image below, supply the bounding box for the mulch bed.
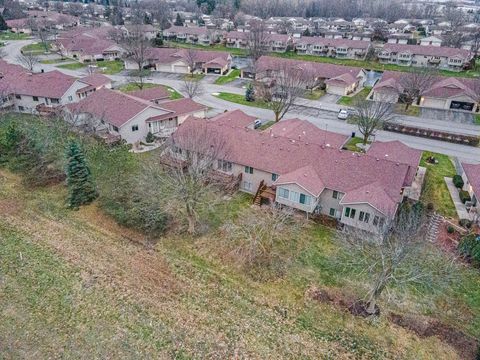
[436,220,462,254]
[307,286,479,359]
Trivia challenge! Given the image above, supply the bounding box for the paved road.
[3,40,480,163]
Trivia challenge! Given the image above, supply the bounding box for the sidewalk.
[444,177,473,220]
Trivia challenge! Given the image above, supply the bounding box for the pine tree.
[0,13,8,31]
[174,13,184,26]
[65,140,98,209]
[245,83,255,102]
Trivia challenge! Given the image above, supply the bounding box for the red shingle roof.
[383,43,472,59]
[174,111,410,216]
[462,162,480,198]
[5,70,77,99]
[127,86,170,101]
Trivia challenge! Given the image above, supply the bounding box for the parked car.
[337,109,350,120]
[254,119,262,129]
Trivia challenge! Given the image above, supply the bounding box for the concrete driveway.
[321,94,342,104]
[421,108,474,124]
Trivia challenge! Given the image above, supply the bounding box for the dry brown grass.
[0,169,473,359]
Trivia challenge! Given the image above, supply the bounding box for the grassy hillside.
[0,114,479,359]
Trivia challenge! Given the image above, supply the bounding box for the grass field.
[40,58,75,64]
[164,41,247,57]
[394,103,421,116]
[97,60,124,74]
[214,92,270,109]
[57,62,87,70]
[21,42,51,54]
[303,89,326,100]
[337,87,372,106]
[1,114,480,358]
[118,82,183,100]
[475,114,480,125]
[184,73,205,81]
[0,31,30,40]
[343,137,367,152]
[214,69,241,85]
[420,152,457,218]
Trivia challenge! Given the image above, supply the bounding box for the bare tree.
[26,18,51,53]
[337,203,456,315]
[246,19,270,61]
[121,25,152,90]
[443,4,467,29]
[181,48,199,75]
[16,52,40,72]
[158,121,228,234]
[221,205,306,274]
[181,77,204,98]
[442,31,465,49]
[351,99,393,145]
[397,69,437,110]
[257,62,306,122]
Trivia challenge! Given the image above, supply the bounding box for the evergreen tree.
[65,140,98,209]
[174,13,184,26]
[302,28,311,37]
[0,13,8,31]
[245,83,255,102]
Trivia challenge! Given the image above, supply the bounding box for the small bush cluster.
[452,175,464,189]
[459,218,473,229]
[458,234,480,266]
[459,190,472,204]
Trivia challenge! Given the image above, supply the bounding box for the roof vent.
[376,158,379,161]
[366,190,370,194]
[304,173,308,177]
[385,154,389,157]
[303,131,306,135]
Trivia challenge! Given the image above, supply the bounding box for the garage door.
[450,101,474,111]
[173,65,189,74]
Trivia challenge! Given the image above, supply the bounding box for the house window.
[217,159,232,172]
[18,106,24,111]
[278,188,289,199]
[243,181,253,191]
[272,173,278,181]
[345,207,356,219]
[50,98,59,104]
[244,166,253,174]
[359,211,370,223]
[299,193,311,205]
[132,125,139,132]
[112,125,119,132]
[33,96,39,101]
[289,191,300,203]
[68,95,73,101]
[15,94,21,99]
[379,217,385,227]
[329,208,336,217]
[373,215,381,226]
[332,190,339,199]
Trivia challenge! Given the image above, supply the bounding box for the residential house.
[372,71,480,113]
[126,86,171,104]
[295,37,371,60]
[252,56,366,96]
[263,33,291,52]
[377,44,473,71]
[124,48,232,75]
[419,35,442,47]
[76,74,112,99]
[461,162,480,214]
[56,35,125,63]
[66,88,207,143]
[387,34,412,45]
[171,111,420,233]
[6,10,79,33]
[162,25,220,45]
[119,24,158,39]
[225,31,248,49]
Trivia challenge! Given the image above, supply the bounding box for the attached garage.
[450,100,475,112]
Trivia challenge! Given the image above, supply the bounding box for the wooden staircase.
[426,213,443,242]
[253,181,276,206]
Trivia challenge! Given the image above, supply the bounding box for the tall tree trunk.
[275,111,280,122]
[366,273,388,314]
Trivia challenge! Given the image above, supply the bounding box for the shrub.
[453,174,464,189]
[459,190,471,204]
[145,132,155,143]
[427,202,435,211]
[447,226,454,234]
[459,218,473,229]
[458,234,480,265]
[245,83,255,102]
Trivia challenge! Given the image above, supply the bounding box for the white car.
[337,109,349,120]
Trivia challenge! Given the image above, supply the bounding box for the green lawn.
[303,89,325,100]
[214,69,241,85]
[165,86,183,100]
[57,62,87,70]
[393,103,421,117]
[21,42,51,54]
[40,58,74,64]
[164,41,247,56]
[214,92,270,109]
[343,137,368,152]
[117,82,160,92]
[474,114,480,125]
[97,60,124,75]
[258,120,275,130]
[337,87,372,106]
[420,152,457,218]
[184,73,205,81]
[0,31,30,40]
